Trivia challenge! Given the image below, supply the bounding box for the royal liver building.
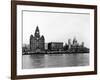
[30,26,45,52]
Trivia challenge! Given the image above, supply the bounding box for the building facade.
[48,42,63,51]
[30,26,45,52]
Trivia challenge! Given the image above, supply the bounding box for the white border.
[17,5,94,75]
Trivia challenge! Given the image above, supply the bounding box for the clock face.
[36,31,39,33]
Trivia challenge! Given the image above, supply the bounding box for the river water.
[22,53,89,69]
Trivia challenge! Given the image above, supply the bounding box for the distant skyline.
[22,10,90,48]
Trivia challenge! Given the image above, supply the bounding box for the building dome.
[41,35,44,39]
[30,35,33,39]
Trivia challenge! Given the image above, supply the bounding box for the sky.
[22,10,90,48]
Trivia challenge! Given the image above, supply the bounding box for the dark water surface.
[22,53,89,69]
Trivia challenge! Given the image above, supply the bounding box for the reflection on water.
[22,53,89,69]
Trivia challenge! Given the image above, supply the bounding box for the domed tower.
[68,39,71,49]
[40,35,45,50]
[34,26,40,38]
[30,35,33,51]
[41,35,45,41]
[73,37,77,45]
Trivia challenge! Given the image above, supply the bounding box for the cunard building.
[30,26,45,52]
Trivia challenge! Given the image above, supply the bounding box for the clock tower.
[30,26,45,52]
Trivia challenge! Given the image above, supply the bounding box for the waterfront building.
[48,42,63,51]
[63,43,69,51]
[30,26,45,52]
[23,26,89,54]
[72,37,78,47]
[22,44,30,53]
[68,39,71,49]
[81,42,84,47]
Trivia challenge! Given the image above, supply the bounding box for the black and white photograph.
[11,1,97,79]
[22,10,90,69]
